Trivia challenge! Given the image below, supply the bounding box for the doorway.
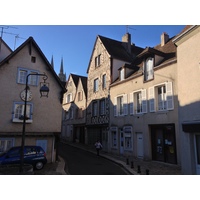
[151,124,177,164]
[120,129,124,154]
[136,132,144,158]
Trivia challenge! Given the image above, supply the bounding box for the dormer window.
[144,57,154,81]
[120,68,125,81]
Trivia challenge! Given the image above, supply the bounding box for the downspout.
[52,136,55,162]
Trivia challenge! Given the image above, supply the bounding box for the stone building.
[86,33,143,150]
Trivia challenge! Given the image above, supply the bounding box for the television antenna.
[0,26,25,50]
[126,25,136,33]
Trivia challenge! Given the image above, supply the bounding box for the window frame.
[17,67,39,86]
[94,78,99,92]
[66,93,73,103]
[114,94,128,117]
[0,138,15,153]
[92,101,98,117]
[144,57,154,81]
[123,126,133,151]
[95,54,101,67]
[130,89,147,115]
[149,82,174,112]
[99,99,106,116]
[12,102,33,123]
[102,74,106,89]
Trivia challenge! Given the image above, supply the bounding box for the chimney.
[161,32,169,46]
[122,33,131,53]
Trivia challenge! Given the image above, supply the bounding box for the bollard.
[126,158,129,165]
[146,169,149,175]
[137,165,141,174]
[131,161,134,168]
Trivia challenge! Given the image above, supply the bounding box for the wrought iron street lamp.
[19,73,49,173]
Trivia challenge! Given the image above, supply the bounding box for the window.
[120,68,125,81]
[17,68,39,86]
[100,99,105,115]
[31,56,36,63]
[117,96,123,115]
[144,57,154,81]
[123,126,133,150]
[69,107,74,119]
[95,54,101,67]
[111,127,118,148]
[66,93,73,103]
[0,138,14,153]
[157,85,167,111]
[94,78,99,92]
[92,101,98,116]
[114,94,128,116]
[76,108,83,119]
[102,74,106,89]
[149,82,174,112]
[130,90,147,115]
[78,91,83,101]
[12,102,33,123]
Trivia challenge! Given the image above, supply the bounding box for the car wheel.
[35,162,44,170]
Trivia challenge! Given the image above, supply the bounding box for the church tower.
[58,57,66,82]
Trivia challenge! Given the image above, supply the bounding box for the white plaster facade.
[174,25,200,174]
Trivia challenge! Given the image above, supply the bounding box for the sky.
[1,25,185,78]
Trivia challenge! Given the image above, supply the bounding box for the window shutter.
[123,94,128,115]
[141,89,147,113]
[114,97,117,116]
[166,82,174,110]
[129,92,134,115]
[149,87,155,112]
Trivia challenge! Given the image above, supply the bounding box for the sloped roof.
[98,35,133,62]
[0,36,66,92]
[70,73,87,88]
[87,35,144,73]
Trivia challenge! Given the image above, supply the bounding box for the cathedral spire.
[51,55,54,69]
[58,57,66,82]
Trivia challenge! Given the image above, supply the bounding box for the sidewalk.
[62,141,182,175]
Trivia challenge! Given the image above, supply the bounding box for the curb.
[56,156,67,175]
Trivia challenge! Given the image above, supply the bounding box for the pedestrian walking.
[94,140,102,156]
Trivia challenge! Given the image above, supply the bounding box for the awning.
[182,122,200,133]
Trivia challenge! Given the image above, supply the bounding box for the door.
[120,129,124,154]
[152,128,165,162]
[137,132,144,158]
[195,134,200,174]
[151,124,177,164]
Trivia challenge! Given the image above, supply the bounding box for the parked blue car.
[0,146,47,170]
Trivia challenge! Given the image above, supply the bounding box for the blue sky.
[1,25,185,78]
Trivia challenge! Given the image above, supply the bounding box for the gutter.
[172,25,196,43]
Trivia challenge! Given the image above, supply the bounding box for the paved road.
[58,143,128,175]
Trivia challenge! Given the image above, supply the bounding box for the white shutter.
[129,92,134,115]
[141,89,147,113]
[149,87,155,112]
[114,97,117,116]
[166,82,174,110]
[123,94,128,115]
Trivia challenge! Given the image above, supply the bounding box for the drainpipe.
[52,136,55,163]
